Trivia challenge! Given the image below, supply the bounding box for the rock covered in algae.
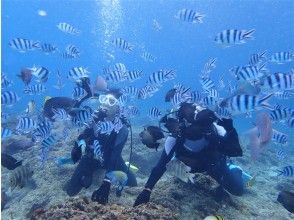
[32,197,178,220]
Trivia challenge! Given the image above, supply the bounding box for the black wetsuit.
[65,114,137,196]
[145,123,244,196]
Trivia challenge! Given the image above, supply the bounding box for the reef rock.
[32,197,178,220]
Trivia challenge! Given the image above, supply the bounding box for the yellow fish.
[246,175,257,188]
[125,162,139,173]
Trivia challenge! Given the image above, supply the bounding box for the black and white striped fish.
[249,51,267,66]
[272,129,288,145]
[118,95,128,106]
[92,140,104,163]
[1,91,20,106]
[61,52,76,59]
[147,69,176,85]
[2,127,13,139]
[72,87,87,101]
[105,70,126,83]
[175,9,204,23]
[95,121,114,136]
[114,63,127,73]
[112,38,133,52]
[200,77,215,91]
[16,117,37,134]
[52,108,71,121]
[74,108,94,126]
[287,117,294,128]
[68,67,89,82]
[202,96,218,108]
[138,85,158,99]
[260,72,294,91]
[9,38,40,52]
[270,51,293,64]
[125,70,143,82]
[57,22,80,35]
[270,107,293,121]
[277,166,293,177]
[32,121,52,142]
[1,74,13,88]
[113,117,124,133]
[214,29,255,46]
[190,91,203,103]
[276,149,287,160]
[206,88,219,98]
[220,93,273,114]
[121,86,139,98]
[148,107,162,119]
[274,91,294,100]
[66,44,80,57]
[39,43,57,54]
[214,106,232,119]
[24,84,46,95]
[41,135,56,148]
[171,92,191,107]
[31,66,49,83]
[231,64,267,82]
[201,58,217,78]
[141,52,156,62]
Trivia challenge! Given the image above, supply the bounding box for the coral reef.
[32,197,178,220]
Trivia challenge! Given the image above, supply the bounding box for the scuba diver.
[134,102,244,206]
[64,87,137,203]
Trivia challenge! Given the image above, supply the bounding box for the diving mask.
[99,94,118,106]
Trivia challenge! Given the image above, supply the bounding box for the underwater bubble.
[38,10,47,16]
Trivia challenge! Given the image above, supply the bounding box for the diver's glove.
[91,179,111,205]
[217,118,234,131]
[133,188,151,207]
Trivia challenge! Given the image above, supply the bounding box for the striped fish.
[1,74,13,88]
[41,135,56,148]
[220,93,273,114]
[270,107,293,121]
[1,91,20,106]
[141,52,156,62]
[16,117,37,134]
[1,127,13,139]
[287,117,294,128]
[57,22,80,35]
[201,58,217,78]
[95,121,114,135]
[74,108,94,126]
[272,129,288,145]
[202,96,218,108]
[52,108,71,121]
[66,44,80,57]
[190,91,203,103]
[68,67,89,82]
[270,51,293,64]
[9,165,34,190]
[277,166,293,177]
[274,91,294,100]
[114,63,127,73]
[214,29,255,46]
[39,43,57,54]
[175,9,204,23]
[121,86,139,98]
[127,106,140,118]
[214,106,232,119]
[31,66,49,83]
[92,140,104,163]
[9,38,40,52]
[148,107,162,119]
[200,77,215,91]
[138,85,157,99]
[32,121,52,142]
[171,92,191,107]
[231,64,267,82]
[276,149,287,160]
[206,88,219,98]
[125,70,143,82]
[72,87,87,101]
[249,51,267,66]
[118,95,128,106]
[113,117,123,133]
[112,38,133,52]
[147,69,176,86]
[61,52,76,59]
[24,84,46,95]
[261,72,294,91]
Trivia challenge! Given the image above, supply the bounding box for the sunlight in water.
[96,0,123,63]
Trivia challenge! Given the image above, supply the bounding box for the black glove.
[91,180,111,205]
[133,189,151,207]
[217,118,234,131]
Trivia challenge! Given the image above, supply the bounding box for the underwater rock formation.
[32,197,178,220]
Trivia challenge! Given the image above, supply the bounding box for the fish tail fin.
[259,50,267,60]
[276,170,283,176]
[243,29,255,40]
[259,93,274,110]
[195,13,205,23]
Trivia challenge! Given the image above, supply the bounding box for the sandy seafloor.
[1,119,294,220]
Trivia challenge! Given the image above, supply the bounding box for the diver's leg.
[65,155,99,196]
[115,156,137,187]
